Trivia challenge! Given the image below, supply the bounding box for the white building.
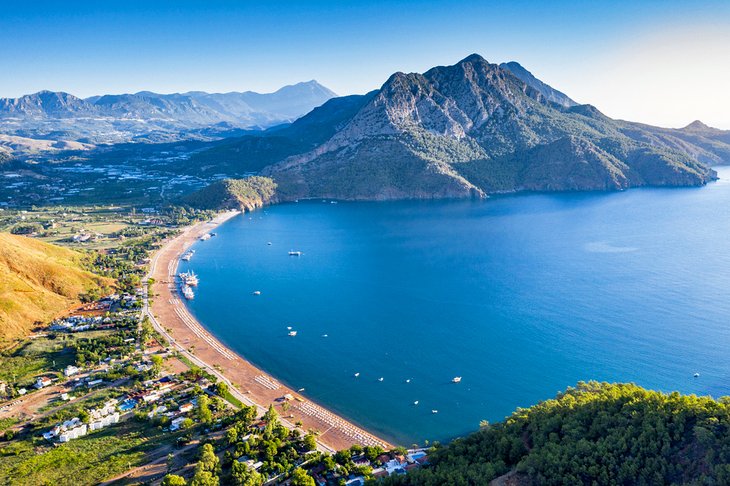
[35,376,52,389]
[64,365,80,377]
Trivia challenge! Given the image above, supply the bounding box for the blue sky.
[2,0,730,128]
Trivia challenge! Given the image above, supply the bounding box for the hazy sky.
[2,0,729,128]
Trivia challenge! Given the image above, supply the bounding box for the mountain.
[243,54,722,200]
[384,382,730,486]
[0,81,337,149]
[500,61,577,108]
[0,233,113,342]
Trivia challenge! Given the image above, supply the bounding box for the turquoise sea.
[180,167,730,445]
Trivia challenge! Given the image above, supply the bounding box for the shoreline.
[146,210,392,452]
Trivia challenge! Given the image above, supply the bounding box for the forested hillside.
[385,382,730,486]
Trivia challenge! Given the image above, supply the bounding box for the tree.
[189,470,218,486]
[215,381,229,397]
[231,461,263,486]
[302,433,317,452]
[197,395,213,424]
[151,354,163,375]
[161,474,187,486]
[290,468,315,486]
[197,443,220,473]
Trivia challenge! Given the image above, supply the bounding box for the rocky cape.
[192,55,728,201]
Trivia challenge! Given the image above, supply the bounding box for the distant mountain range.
[186,55,729,200]
[0,81,336,146]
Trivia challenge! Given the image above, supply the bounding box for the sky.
[2,0,729,128]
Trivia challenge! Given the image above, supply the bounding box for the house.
[178,403,194,413]
[170,417,187,431]
[87,379,103,387]
[64,365,80,377]
[35,377,52,389]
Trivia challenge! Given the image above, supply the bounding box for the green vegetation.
[0,419,181,485]
[385,382,730,486]
[181,177,277,211]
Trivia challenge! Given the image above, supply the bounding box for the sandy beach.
[147,210,392,452]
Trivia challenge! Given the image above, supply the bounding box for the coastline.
[145,210,392,452]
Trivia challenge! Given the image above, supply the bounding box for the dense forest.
[384,382,730,486]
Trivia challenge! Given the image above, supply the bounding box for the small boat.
[200,233,211,241]
[330,201,338,204]
[253,291,261,295]
[287,326,292,330]
[289,250,302,256]
[288,331,297,337]
[405,379,411,383]
[267,242,272,246]
[322,334,328,338]
[211,232,217,236]
[378,377,384,382]
[182,285,194,300]
[297,388,305,392]
[452,376,462,383]
[432,410,438,414]
[694,372,700,378]
[354,373,360,378]
[181,251,193,261]
[413,401,419,405]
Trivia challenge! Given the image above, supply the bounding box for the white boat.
[322,334,328,338]
[378,377,384,382]
[287,326,292,330]
[432,410,438,414]
[289,250,302,256]
[200,233,211,241]
[694,372,700,378]
[253,291,261,295]
[179,271,199,286]
[452,376,462,383]
[181,252,193,262]
[181,285,194,300]
[413,401,419,405]
[354,373,360,378]
[288,331,297,337]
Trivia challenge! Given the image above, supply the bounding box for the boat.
[413,401,419,405]
[253,291,261,295]
[200,233,211,241]
[694,372,700,378]
[181,285,194,300]
[289,250,302,256]
[405,379,411,383]
[452,376,462,383]
[322,334,328,338]
[267,242,272,246]
[287,326,292,330]
[378,377,384,382]
[181,251,193,262]
[354,373,360,378]
[178,271,199,286]
[211,232,217,236]
[288,331,297,337]
[432,410,438,414]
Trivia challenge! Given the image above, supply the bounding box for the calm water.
[181,167,730,445]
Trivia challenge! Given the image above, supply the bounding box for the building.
[35,376,52,389]
[64,365,80,377]
[170,417,187,431]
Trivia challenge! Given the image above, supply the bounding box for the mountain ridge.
[250,54,722,200]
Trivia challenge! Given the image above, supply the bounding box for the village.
[0,212,430,485]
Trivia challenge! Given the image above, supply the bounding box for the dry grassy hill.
[0,233,113,342]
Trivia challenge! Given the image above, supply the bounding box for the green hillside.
[181,176,277,211]
[385,382,730,486]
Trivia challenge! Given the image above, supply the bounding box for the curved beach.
[147,211,391,452]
